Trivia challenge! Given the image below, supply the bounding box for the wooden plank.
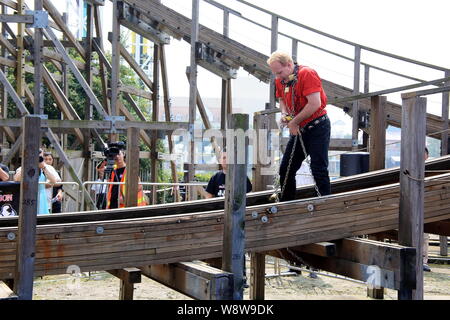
[14,115,41,300]
[140,262,233,300]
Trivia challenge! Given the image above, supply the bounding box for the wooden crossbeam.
[107,267,141,300]
[140,262,233,300]
[270,237,417,291]
[424,220,450,236]
[295,242,336,257]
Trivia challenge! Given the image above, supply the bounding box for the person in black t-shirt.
[205,150,252,198]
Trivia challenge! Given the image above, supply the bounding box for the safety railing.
[39,181,80,213]
[80,181,208,211]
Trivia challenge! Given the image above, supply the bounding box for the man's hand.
[287,117,300,135]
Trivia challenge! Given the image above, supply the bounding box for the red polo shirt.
[275,65,327,128]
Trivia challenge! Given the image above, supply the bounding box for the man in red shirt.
[267,51,331,200]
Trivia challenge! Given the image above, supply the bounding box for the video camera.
[103,141,125,160]
[102,141,125,175]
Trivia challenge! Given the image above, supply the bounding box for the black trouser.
[280,116,331,201]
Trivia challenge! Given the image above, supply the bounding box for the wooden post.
[269,14,278,108]
[222,113,249,300]
[369,96,386,171]
[159,45,180,202]
[440,70,450,257]
[249,252,265,300]
[398,95,426,300]
[110,0,120,142]
[368,97,387,300]
[125,127,139,207]
[34,0,44,115]
[83,3,94,186]
[108,268,141,300]
[14,116,41,300]
[187,0,200,200]
[151,44,160,204]
[352,45,361,150]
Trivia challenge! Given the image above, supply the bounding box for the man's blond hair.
[267,51,293,66]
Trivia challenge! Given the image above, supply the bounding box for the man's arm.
[0,166,9,181]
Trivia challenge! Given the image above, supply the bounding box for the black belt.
[300,114,328,133]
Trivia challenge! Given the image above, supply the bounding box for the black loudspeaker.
[340,152,370,177]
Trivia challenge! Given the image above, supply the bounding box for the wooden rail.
[0,174,449,279]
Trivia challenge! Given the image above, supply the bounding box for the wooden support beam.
[369,96,387,171]
[222,113,249,300]
[43,0,86,58]
[118,41,153,91]
[150,44,159,205]
[249,252,265,300]
[43,27,107,118]
[125,127,139,207]
[140,262,233,300]
[352,45,361,150]
[14,115,41,300]
[160,44,180,202]
[33,0,43,115]
[187,0,200,199]
[295,242,336,257]
[93,6,111,114]
[107,268,141,300]
[424,220,450,236]
[398,94,427,300]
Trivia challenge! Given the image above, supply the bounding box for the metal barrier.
[80,181,208,211]
[39,181,80,213]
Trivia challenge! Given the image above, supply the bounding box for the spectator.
[0,146,9,181]
[14,148,59,215]
[205,149,252,198]
[43,152,63,213]
[92,159,108,210]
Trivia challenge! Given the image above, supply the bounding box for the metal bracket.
[25,10,48,29]
[105,115,125,134]
[195,42,238,79]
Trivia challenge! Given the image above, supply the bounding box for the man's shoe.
[423,264,431,272]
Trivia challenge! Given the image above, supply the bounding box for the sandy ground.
[31,261,450,300]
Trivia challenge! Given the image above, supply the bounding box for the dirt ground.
[31,260,450,300]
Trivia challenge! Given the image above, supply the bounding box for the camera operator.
[104,143,147,209]
[14,148,59,215]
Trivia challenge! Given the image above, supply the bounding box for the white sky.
[49,0,450,117]
[155,0,450,108]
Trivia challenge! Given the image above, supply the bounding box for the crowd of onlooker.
[0,146,63,215]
